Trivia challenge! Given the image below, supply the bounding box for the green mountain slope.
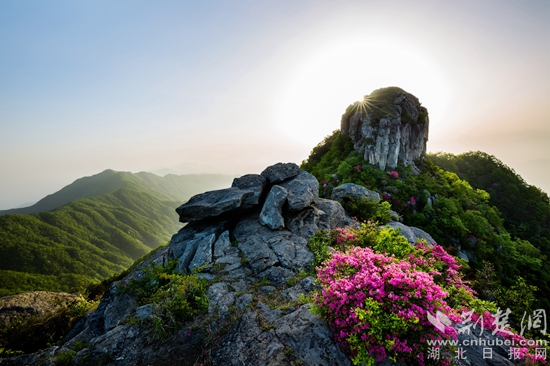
[0,170,236,297]
[0,188,181,297]
[0,170,234,215]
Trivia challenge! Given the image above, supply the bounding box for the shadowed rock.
[232,174,267,208]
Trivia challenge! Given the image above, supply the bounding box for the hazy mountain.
[0,170,236,216]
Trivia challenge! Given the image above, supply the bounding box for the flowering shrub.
[314,246,459,365]
[311,225,546,365]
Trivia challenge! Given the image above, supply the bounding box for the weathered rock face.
[341,87,429,170]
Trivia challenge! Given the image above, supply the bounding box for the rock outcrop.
[1,163,523,366]
[341,87,429,170]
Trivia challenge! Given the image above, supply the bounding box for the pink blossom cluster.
[314,246,460,365]
[409,242,475,295]
[331,227,357,244]
[387,171,399,179]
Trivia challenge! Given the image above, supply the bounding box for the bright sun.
[273,36,452,147]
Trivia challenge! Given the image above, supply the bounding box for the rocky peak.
[340,86,429,170]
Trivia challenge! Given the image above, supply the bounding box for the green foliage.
[495,277,538,330]
[340,197,392,224]
[307,231,332,269]
[372,226,414,258]
[300,130,355,185]
[121,260,209,339]
[348,298,414,366]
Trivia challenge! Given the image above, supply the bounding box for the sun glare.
[274,36,452,147]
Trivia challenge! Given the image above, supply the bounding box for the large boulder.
[175,187,255,222]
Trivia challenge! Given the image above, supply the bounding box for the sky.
[0,0,549,209]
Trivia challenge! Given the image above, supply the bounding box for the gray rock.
[229,279,248,293]
[198,273,216,281]
[331,182,380,202]
[453,323,521,366]
[341,87,429,170]
[213,230,231,258]
[259,286,276,294]
[234,214,313,275]
[285,206,326,240]
[279,170,319,211]
[274,304,351,366]
[314,198,349,230]
[134,304,154,319]
[281,276,317,302]
[175,187,254,222]
[458,251,470,263]
[235,293,253,312]
[390,210,400,221]
[170,221,225,258]
[386,221,436,246]
[232,174,267,208]
[261,162,300,184]
[175,237,200,273]
[213,305,351,366]
[258,266,295,285]
[259,185,288,230]
[215,255,241,265]
[188,233,216,272]
[224,262,242,272]
[409,226,437,245]
[103,293,136,331]
[207,282,236,317]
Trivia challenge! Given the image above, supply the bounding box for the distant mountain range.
[0,170,235,297]
[0,169,235,216]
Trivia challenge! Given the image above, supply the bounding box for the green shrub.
[121,260,209,339]
[340,197,392,224]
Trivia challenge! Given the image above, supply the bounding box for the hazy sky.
[1,0,549,209]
